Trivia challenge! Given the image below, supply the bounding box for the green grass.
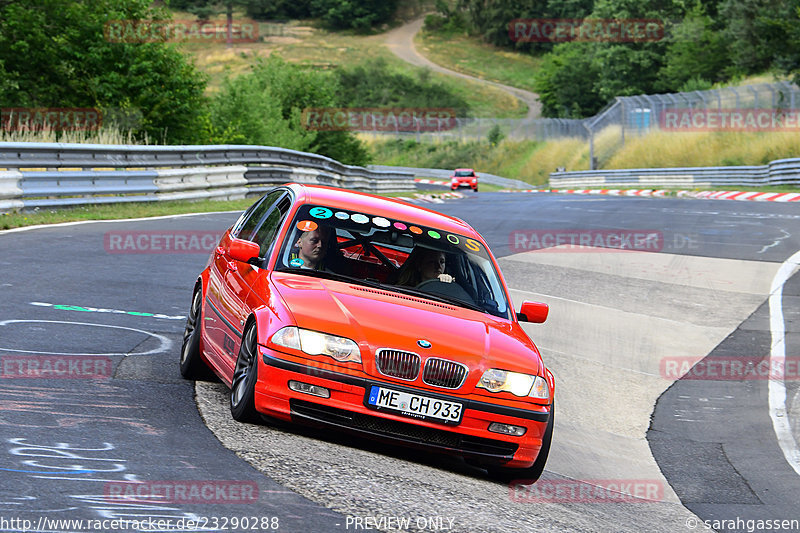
[415,29,542,93]
[0,198,256,230]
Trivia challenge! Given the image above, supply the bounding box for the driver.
[397,248,453,287]
[290,225,330,270]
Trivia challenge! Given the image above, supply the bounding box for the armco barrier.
[549,158,800,189]
[0,143,415,213]
[369,165,531,190]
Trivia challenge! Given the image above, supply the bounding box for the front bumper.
[255,349,551,468]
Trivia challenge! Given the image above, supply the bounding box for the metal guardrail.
[549,158,800,189]
[0,143,416,213]
[368,165,532,190]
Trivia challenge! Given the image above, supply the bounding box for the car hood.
[271,273,541,387]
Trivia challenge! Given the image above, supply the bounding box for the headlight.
[477,368,547,397]
[271,327,361,363]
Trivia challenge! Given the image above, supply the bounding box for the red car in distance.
[180,183,553,480]
[450,168,479,192]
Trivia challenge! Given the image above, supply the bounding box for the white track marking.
[0,320,171,356]
[769,249,800,476]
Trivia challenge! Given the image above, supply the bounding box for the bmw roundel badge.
[417,339,432,349]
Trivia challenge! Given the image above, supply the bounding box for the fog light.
[488,422,526,436]
[288,380,330,399]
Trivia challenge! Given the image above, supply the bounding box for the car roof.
[284,183,477,237]
[454,168,475,172]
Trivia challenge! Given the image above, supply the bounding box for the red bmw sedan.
[180,183,553,480]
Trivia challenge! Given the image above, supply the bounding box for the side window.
[233,190,283,242]
[251,196,291,257]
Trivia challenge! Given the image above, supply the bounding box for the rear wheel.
[489,402,554,483]
[179,287,207,379]
[230,323,261,423]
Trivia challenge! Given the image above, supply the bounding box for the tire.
[179,287,208,379]
[489,401,554,483]
[230,323,261,423]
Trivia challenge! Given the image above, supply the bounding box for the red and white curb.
[501,188,800,202]
[408,191,465,204]
[414,178,449,186]
[682,190,800,202]
[502,188,668,197]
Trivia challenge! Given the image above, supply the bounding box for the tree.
[310,0,399,32]
[0,0,207,143]
[656,6,729,92]
[720,0,795,76]
[533,42,604,117]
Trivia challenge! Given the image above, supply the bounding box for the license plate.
[366,386,463,425]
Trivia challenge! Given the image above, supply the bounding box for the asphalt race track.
[1,192,799,533]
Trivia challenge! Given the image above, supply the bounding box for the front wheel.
[179,287,207,379]
[230,323,261,423]
[489,401,554,483]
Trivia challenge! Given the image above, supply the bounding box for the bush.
[206,56,369,165]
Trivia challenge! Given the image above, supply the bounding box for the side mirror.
[228,238,261,264]
[518,301,548,323]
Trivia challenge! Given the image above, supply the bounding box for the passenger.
[397,248,453,287]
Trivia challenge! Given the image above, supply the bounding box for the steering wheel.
[415,279,440,290]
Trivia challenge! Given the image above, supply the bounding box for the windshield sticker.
[427,230,441,239]
[372,217,390,228]
[335,211,350,220]
[447,234,460,245]
[309,207,333,219]
[409,226,423,235]
[465,239,482,252]
[289,258,304,267]
[393,222,407,231]
[296,220,318,232]
[351,213,369,224]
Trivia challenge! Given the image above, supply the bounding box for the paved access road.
[1,192,799,532]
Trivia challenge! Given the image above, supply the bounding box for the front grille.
[423,358,468,389]
[290,399,518,462]
[375,349,420,381]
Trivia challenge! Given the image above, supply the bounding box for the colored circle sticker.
[465,238,481,252]
[289,258,304,267]
[309,207,333,219]
[296,220,318,232]
[447,234,460,245]
[351,213,369,224]
[372,217,390,228]
[409,226,423,235]
[393,222,408,231]
[335,211,350,220]
[427,230,441,239]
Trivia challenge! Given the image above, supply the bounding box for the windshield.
[454,170,474,177]
[275,204,510,319]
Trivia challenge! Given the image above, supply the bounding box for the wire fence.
[364,81,800,169]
